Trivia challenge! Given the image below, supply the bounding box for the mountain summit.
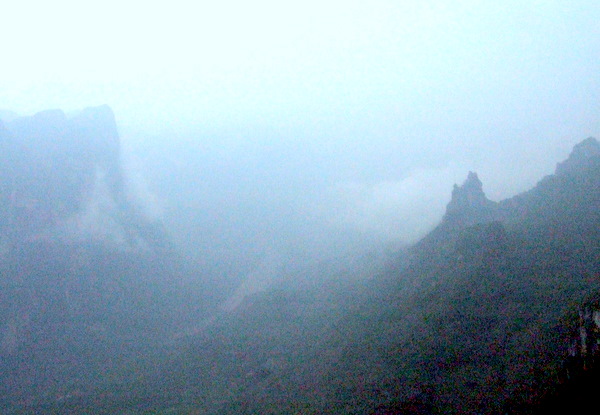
[439,137,600,234]
[442,171,497,229]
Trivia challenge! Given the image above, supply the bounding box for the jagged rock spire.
[446,172,487,215]
[442,171,497,229]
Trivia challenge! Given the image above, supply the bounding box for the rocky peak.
[442,171,497,229]
[555,137,600,176]
[446,172,487,214]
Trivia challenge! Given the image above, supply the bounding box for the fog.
[2,0,600,289]
[2,2,600,412]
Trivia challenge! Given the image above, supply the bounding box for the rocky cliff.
[0,107,204,405]
[438,137,600,236]
[442,171,498,229]
[0,105,165,249]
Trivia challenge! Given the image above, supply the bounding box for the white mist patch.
[121,151,164,222]
[221,245,284,312]
[327,165,467,242]
[54,167,128,244]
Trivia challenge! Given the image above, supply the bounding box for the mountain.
[103,136,597,415]
[2,124,598,414]
[441,171,497,230]
[0,107,211,410]
[0,105,168,249]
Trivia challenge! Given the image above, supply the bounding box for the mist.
[2,1,600,413]
[2,1,599,303]
[4,2,599,137]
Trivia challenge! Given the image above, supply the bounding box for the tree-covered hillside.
[144,137,599,414]
[2,135,599,414]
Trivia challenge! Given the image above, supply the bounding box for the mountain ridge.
[189,136,600,414]
[1,125,598,414]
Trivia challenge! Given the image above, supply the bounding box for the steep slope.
[340,138,600,414]
[6,136,598,414]
[0,106,168,248]
[138,137,599,415]
[0,107,211,411]
[326,137,600,414]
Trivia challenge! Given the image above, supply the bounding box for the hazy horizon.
[2,0,599,245]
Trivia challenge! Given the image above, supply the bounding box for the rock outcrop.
[438,137,600,235]
[0,105,165,249]
[441,171,498,230]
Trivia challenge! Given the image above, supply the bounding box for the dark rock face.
[442,171,498,230]
[533,298,600,414]
[555,137,600,176]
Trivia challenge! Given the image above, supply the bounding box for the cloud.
[121,151,164,222]
[325,164,467,242]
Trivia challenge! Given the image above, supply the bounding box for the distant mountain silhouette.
[0,105,167,249]
[0,107,210,410]
[555,136,600,176]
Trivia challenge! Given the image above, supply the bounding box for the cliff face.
[533,298,600,414]
[0,107,190,398]
[0,106,163,248]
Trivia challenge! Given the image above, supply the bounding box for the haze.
[1,0,599,248]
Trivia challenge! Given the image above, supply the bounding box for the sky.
[1,0,600,243]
